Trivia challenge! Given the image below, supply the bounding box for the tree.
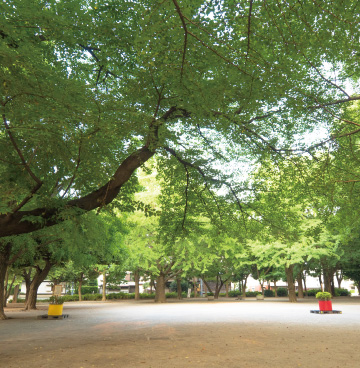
[1,1,360,240]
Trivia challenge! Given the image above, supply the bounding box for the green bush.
[334,288,351,297]
[82,293,102,301]
[276,288,288,297]
[81,286,99,295]
[228,290,241,297]
[306,289,321,297]
[245,291,261,297]
[139,293,156,299]
[264,289,274,297]
[169,280,190,293]
[316,291,332,300]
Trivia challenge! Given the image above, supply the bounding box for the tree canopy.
[1,0,360,239]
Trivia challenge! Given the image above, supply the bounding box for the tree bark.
[23,267,32,303]
[242,277,248,298]
[4,273,16,307]
[24,260,53,310]
[225,281,229,297]
[134,270,140,300]
[297,272,304,298]
[323,268,333,295]
[274,280,278,297]
[336,271,343,288]
[0,242,12,320]
[102,271,106,301]
[303,272,308,297]
[12,283,20,303]
[176,277,182,299]
[202,278,213,296]
[0,108,179,239]
[193,277,198,298]
[78,273,83,301]
[285,265,297,303]
[155,273,166,303]
[214,275,225,299]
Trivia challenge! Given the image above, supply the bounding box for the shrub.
[81,286,98,294]
[139,293,156,299]
[316,291,332,300]
[169,280,190,292]
[264,289,274,297]
[306,289,321,297]
[276,288,288,297]
[49,296,67,304]
[334,288,351,297]
[245,291,260,297]
[82,293,102,301]
[228,290,241,297]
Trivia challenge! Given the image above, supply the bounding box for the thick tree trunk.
[323,268,333,295]
[155,273,166,303]
[318,274,323,291]
[285,265,297,303]
[214,276,224,299]
[12,283,20,303]
[297,272,304,298]
[225,281,229,297]
[102,271,106,301]
[202,278,213,297]
[134,270,140,300]
[176,277,182,299]
[0,243,12,320]
[24,260,53,310]
[4,273,16,307]
[242,277,247,298]
[193,278,198,298]
[78,273,83,301]
[274,280,278,297]
[336,271,343,288]
[23,268,32,303]
[303,273,308,297]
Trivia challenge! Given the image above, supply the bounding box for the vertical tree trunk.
[225,281,229,297]
[242,277,247,298]
[274,280,278,297]
[297,272,304,298]
[331,278,335,296]
[303,272,308,297]
[134,270,140,300]
[336,271,343,288]
[23,267,32,303]
[285,265,297,303]
[12,283,20,303]
[176,277,182,299]
[154,273,166,303]
[323,268,333,295]
[0,243,12,320]
[193,277,198,298]
[319,274,323,291]
[102,271,106,301]
[214,276,224,299]
[4,274,16,307]
[78,273,83,301]
[24,260,53,310]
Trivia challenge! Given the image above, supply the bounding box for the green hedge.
[334,288,351,296]
[276,288,288,297]
[264,289,275,297]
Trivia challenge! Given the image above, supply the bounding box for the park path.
[1,297,360,368]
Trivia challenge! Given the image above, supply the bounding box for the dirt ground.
[1,297,360,368]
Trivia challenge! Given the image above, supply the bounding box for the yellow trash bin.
[48,304,63,316]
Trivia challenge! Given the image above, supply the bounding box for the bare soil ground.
[1,297,360,368]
